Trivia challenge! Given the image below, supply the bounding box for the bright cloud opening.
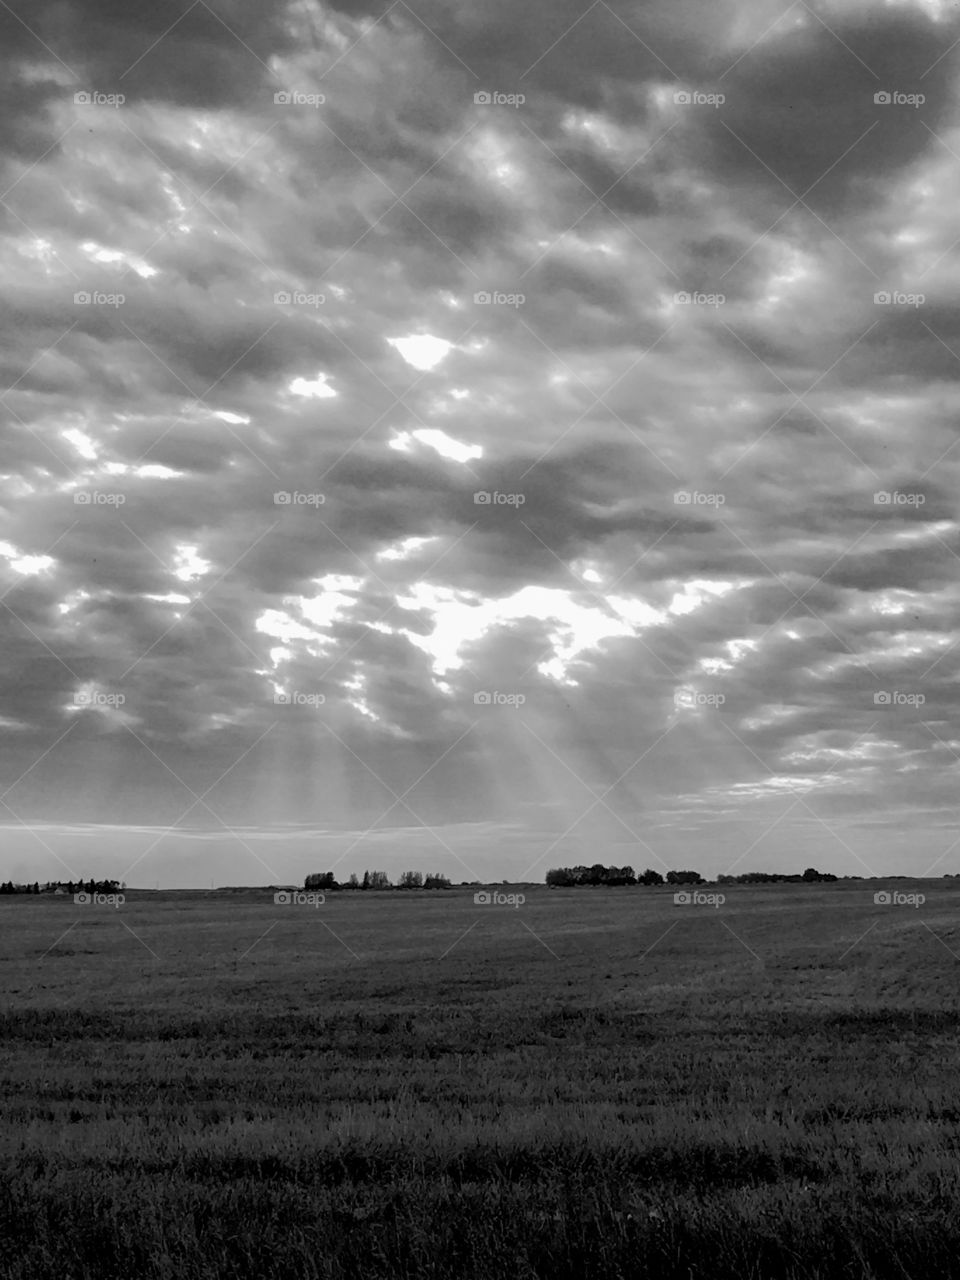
[388,335,454,371]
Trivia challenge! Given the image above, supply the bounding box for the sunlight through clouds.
[387,335,455,370]
[0,0,955,886]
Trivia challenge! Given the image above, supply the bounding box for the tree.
[638,868,664,886]
[666,870,703,885]
[546,867,574,887]
[602,865,636,886]
[424,873,451,889]
[546,864,641,887]
[802,867,820,882]
[399,870,423,889]
[346,873,360,890]
[362,870,370,891]
[305,872,338,891]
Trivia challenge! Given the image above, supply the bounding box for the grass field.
[2,881,959,1279]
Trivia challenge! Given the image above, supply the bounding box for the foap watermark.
[675,689,725,710]
[74,491,125,506]
[474,91,525,107]
[74,891,124,908]
[874,291,924,307]
[74,291,125,307]
[274,890,325,907]
[74,91,124,108]
[674,89,725,108]
[674,291,725,308]
[674,889,725,908]
[474,291,525,307]
[74,690,125,708]
[474,691,526,707]
[874,90,925,108]
[274,290,325,308]
[874,491,924,507]
[474,490,525,506]
[274,691,326,707]
[274,90,325,107]
[874,889,924,907]
[674,490,725,507]
[274,491,325,506]
[474,889,525,908]
[874,690,925,707]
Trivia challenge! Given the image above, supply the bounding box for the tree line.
[545,866,703,886]
[717,869,837,884]
[545,865,840,886]
[304,870,453,891]
[0,879,124,895]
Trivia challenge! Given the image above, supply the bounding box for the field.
[2,881,959,1279]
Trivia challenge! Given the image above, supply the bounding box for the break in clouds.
[1,0,960,886]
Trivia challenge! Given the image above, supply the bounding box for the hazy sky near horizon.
[2,0,960,887]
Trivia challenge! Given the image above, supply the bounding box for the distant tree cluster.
[546,866,712,887]
[546,864,636,886]
[397,871,452,889]
[304,872,339,891]
[0,879,123,895]
[545,864,683,886]
[304,869,451,891]
[544,864,849,888]
[716,867,838,884]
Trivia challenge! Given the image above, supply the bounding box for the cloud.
[1,0,960,884]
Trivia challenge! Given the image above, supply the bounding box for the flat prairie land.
[1,881,958,1279]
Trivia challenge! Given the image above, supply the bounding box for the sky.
[1,0,960,887]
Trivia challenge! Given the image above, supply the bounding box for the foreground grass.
[1,883,958,1278]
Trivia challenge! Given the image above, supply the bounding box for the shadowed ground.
[0,882,957,1279]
